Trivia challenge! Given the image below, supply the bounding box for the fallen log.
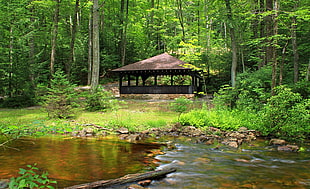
[64,167,176,189]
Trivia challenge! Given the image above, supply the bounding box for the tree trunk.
[91,0,100,90]
[50,0,60,76]
[9,26,13,97]
[64,167,177,189]
[176,0,185,42]
[279,41,288,85]
[291,11,299,83]
[87,10,93,85]
[120,0,129,66]
[67,0,80,78]
[224,0,238,88]
[306,59,310,82]
[271,0,279,95]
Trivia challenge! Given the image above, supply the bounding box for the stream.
[152,138,310,189]
[0,136,309,188]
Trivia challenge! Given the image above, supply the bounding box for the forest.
[0,0,309,140]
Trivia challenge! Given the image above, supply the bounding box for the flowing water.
[0,136,309,189]
[152,139,310,189]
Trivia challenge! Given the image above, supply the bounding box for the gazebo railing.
[120,85,194,94]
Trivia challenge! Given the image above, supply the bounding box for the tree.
[224,0,237,88]
[90,0,100,90]
[50,0,60,76]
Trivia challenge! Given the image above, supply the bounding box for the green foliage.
[42,70,80,119]
[170,97,192,113]
[179,108,261,131]
[9,164,57,189]
[291,80,310,99]
[83,87,117,111]
[213,67,272,111]
[261,85,310,140]
[0,95,35,108]
[213,85,239,109]
[170,97,193,119]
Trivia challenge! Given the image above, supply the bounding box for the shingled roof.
[112,53,190,72]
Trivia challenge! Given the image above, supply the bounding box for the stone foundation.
[120,94,195,100]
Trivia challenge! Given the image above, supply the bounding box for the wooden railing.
[120,85,194,94]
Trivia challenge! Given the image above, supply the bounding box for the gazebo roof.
[112,53,191,72]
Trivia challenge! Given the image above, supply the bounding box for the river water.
[0,136,309,189]
[0,136,162,188]
[152,138,310,189]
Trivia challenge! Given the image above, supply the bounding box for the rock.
[182,126,203,136]
[138,180,152,187]
[126,134,142,143]
[270,139,286,145]
[277,145,299,152]
[0,179,9,189]
[227,141,239,148]
[238,127,248,132]
[117,127,129,134]
[127,184,145,189]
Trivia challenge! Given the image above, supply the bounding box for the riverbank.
[70,122,306,153]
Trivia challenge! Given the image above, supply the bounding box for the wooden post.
[154,75,157,86]
[136,75,139,86]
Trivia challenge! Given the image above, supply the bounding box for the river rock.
[138,179,152,186]
[127,184,145,189]
[277,145,299,152]
[0,179,9,189]
[117,127,129,134]
[270,139,286,145]
[182,126,203,136]
[126,134,142,143]
[238,127,248,132]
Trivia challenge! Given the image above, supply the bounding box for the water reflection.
[0,136,162,188]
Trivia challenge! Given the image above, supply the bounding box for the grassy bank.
[0,100,182,136]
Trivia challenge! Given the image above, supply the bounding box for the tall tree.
[224,0,237,87]
[270,0,279,94]
[67,0,80,78]
[50,0,61,76]
[91,0,100,90]
[291,2,299,83]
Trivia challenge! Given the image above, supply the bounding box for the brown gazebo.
[112,53,203,97]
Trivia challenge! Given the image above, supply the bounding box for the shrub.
[261,85,310,140]
[84,87,116,111]
[0,95,35,108]
[170,96,192,119]
[179,108,261,131]
[42,70,80,119]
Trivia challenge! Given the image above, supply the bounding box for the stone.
[138,180,152,187]
[126,134,141,142]
[270,139,286,145]
[227,141,239,148]
[117,127,129,134]
[0,179,9,189]
[127,184,145,189]
[238,127,248,132]
[277,145,299,152]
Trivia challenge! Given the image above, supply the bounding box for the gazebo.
[112,53,203,98]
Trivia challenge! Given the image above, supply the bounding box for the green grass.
[0,100,179,132]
